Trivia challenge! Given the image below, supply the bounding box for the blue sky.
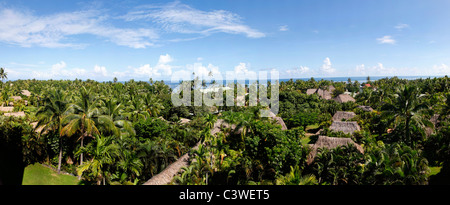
[0,0,449,81]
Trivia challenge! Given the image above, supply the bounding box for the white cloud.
[394,23,409,31]
[353,63,398,76]
[234,62,249,75]
[186,62,221,78]
[377,35,396,44]
[29,61,88,79]
[51,61,67,74]
[279,25,288,31]
[121,1,265,38]
[0,2,264,49]
[158,54,174,64]
[134,64,159,77]
[94,65,108,77]
[0,8,158,48]
[320,57,336,75]
[132,54,174,77]
[286,66,310,76]
[432,64,450,75]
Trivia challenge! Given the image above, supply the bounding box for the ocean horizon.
[140,75,446,89]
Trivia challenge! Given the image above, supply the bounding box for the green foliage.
[363,142,430,185]
[4,76,450,185]
[134,117,169,140]
[310,145,365,185]
[286,112,319,129]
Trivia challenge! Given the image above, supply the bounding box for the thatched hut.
[425,114,441,136]
[30,122,45,133]
[357,105,373,112]
[333,94,355,103]
[265,111,287,130]
[21,90,31,97]
[144,119,224,185]
[306,89,318,95]
[318,89,333,100]
[0,106,14,112]
[306,88,332,100]
[10,96,22,101]
[179,118,191,124]
[332,111,356,121]
[307,136,364,165]
[4,111,25,117]
[144,142,201,185]
[329,121,360,134]
[273,116,288,130]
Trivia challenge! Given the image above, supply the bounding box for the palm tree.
[0,67,7,88]
[381,84,432,145]
[125,94,147,121]
[99,98,134,136]
[204,114,217,130]
[61,86,101,168]
[439,93,450,123]
[143,93,164,118]
[77,135,119,185]
[35,89,68,174]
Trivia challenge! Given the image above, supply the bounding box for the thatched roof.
[265,111,287,130]
[306,88,332,100]
[273,116,287,130]
[329,121,360,134]
[426,114,441,137]
[21,90,31,97]
[10,96,22,101]
[144,119,225,185]
[333,94,356,103]
[306,89,318,95]
[430,114,439,126]
[307,136,364,165]
[0,106,14,112]
[31,122,45,133]
[357,105,373,112]
[144,142,201,185]
[4,111,25,117]
[332,111,356,121]
[179,118,191,124]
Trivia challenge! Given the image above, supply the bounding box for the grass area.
[22,163,79,185]
[429,166,442,177]
[301,135,312,145]
[305,124,320,132]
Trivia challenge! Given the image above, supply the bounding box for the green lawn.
[22,163,79,185]
[301,135,312,145]
[429,166,442,177]
[305,124,320,132]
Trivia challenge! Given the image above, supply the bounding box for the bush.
[286,112,319,129]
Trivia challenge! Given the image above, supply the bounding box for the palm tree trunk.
[57,137,63,174]
[77,135,85,180]
[405,116,411,143]
[80,136,84,166]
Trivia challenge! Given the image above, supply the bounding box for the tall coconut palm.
[62,86,101,168]
[99,98,134,136]
[0,67,7,88]
[143,93,164,118]
[35,89,68,174]
[381,84,432,145]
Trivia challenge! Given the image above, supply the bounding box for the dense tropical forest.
[1,74,450,185]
